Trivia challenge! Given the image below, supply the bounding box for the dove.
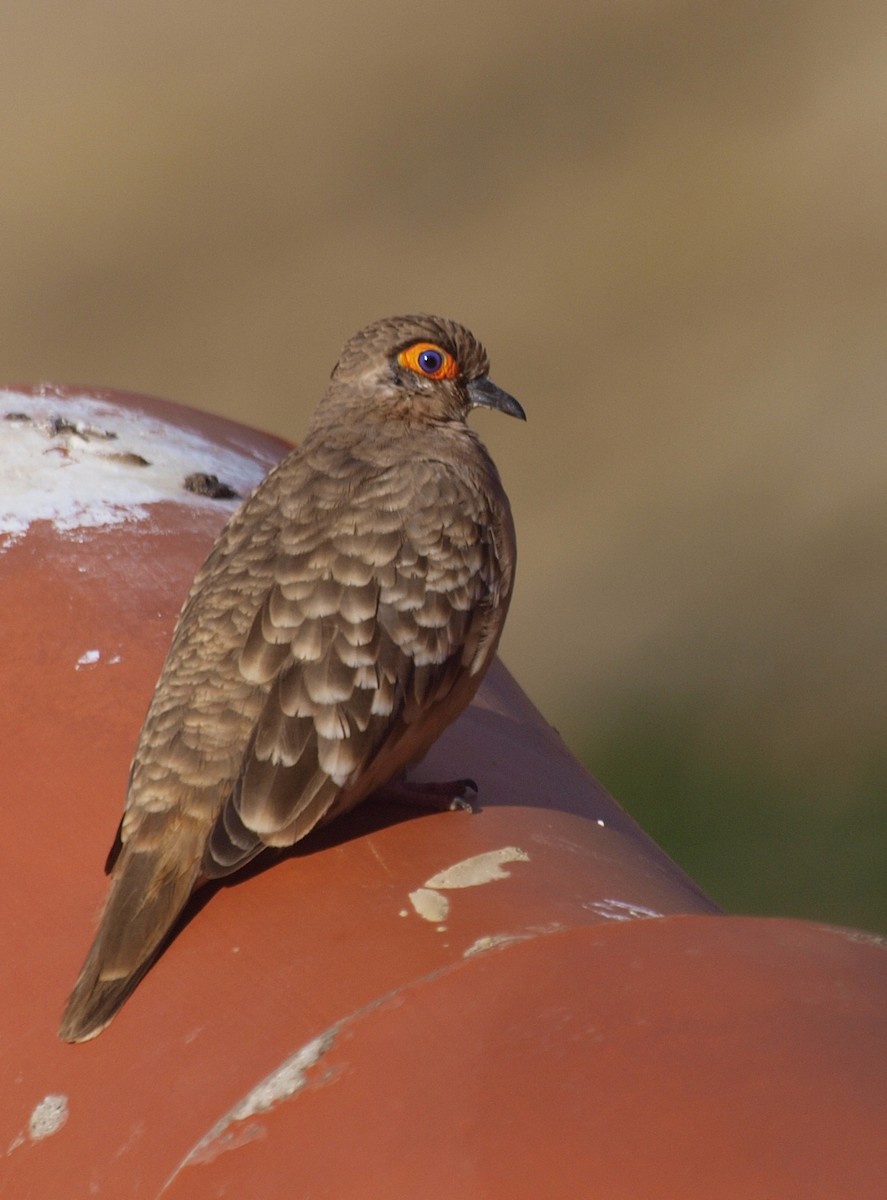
[59,314,524,1042]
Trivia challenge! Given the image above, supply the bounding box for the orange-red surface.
[1,389,884,1198]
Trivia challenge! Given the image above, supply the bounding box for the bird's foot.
[376,777,478,813]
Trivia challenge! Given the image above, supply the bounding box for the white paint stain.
[587,898,664,922]
[407,848,530,923]
[177,1032,333,1171]
[424,846,530,890]
[408,888,450,923]
[231,1035,333,1119]
[463,922,565,958]
[0,390,276,551]
[74,649,122,669]
[28,1094,69,1141]
[162,959,505,1190]
[463,932,531,957]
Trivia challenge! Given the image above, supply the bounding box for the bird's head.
[324,314,526,428]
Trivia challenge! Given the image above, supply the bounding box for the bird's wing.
[204,460,511,875]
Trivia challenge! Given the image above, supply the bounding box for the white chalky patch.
[424,846,530,890]
[407,888,450,923]
[180,1032,333,1170]
[587,899,664,922]
[463,922,565,957]
[0,390,276,551]
[28,1094,69,1141]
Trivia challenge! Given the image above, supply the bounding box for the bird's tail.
[59,834,202,1043]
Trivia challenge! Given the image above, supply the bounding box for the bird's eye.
[397,341,459,381]
[418,348,444,374]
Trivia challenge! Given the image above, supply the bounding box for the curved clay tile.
[1,386,884,1197]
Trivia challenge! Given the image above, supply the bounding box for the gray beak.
[467,376,527,421]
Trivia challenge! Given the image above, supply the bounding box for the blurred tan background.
[2,1,884,928]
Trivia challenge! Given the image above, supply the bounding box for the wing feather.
[203,460,509,874]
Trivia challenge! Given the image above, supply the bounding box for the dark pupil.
[418,349,443,374]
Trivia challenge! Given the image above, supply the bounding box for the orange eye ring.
[397,341,460,381]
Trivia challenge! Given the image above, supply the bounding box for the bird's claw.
[448,778,477,812]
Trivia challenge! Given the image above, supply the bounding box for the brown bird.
[59,314,524,1042]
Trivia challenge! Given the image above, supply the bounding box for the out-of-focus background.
[2,2,884,931]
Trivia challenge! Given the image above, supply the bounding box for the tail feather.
[59,840,202,1043]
